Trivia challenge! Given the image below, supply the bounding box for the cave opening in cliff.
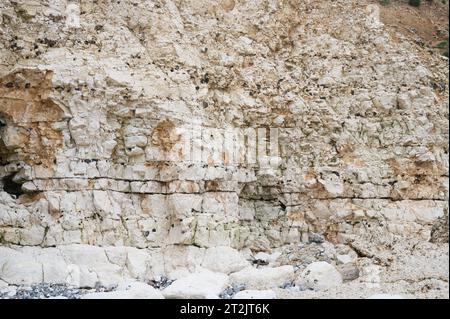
[1,173,24,197]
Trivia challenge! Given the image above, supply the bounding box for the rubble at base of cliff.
[1,237,448,299]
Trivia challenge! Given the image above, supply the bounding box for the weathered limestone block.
[229,266,295,290]
[0,247,43,285]
[162,270,229,299]
[296,262,343,291]
[202,246,249,274]
[82,282,164,299]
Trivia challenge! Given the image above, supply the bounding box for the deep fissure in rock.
[1,173,24,197]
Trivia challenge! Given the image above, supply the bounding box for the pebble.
[0,283,115,299]
[308,232,325,244]
[148,276,174,290]
[338,263,360,281]
[219,284,246,299]
[280,282,295,289]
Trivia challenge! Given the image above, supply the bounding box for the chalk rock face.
[0,0,448,298]
[0,0,447,253]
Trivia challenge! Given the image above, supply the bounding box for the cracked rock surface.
[0,0,448,299]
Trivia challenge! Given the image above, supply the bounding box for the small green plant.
[434,39,449,49]
[408,0,422,6]
[433,39,449,57]
[379,0,390,5]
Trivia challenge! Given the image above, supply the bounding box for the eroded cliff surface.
[0,0,448,298]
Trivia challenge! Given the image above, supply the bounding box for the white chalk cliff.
[0,0,448,299]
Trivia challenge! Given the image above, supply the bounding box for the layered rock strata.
[0,0,448,297]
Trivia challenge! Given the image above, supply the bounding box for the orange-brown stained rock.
[386,157,446,201]
[0,69,64,167]
[205,180,219,191]
[151,119,180,153]
[17,192,46,205]
[338,143,365,168]
[0,69,62,123]
[386,157,444,177]
[286,209,305,221]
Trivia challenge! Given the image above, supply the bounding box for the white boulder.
[229,266,295,290]
[82,282,164,299]
[162,270,229,299]
[202,246,249,274]
[0,247,43,285]
[296,262,343,291]
[253,251,281,265]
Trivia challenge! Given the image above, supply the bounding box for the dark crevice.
[2,173,24,197]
